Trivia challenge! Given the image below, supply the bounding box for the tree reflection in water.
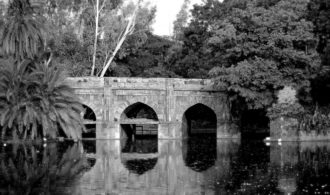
[296,143,330,194]
[221,141,279,194]
[0,140,329,194]
[0,142,92,195]
[183,136,216,172]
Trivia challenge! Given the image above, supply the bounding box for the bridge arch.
[119,102,159,139]
[76,96,103,121]
[181,103,217,138]
[82,104,97,139]
[114,98,164,123]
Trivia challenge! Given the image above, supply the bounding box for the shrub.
[267,102,305,120]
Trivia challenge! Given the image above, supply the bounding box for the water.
[0,138,329,195]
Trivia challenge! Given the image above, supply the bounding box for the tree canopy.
[172,0,320,110]
[307,0,330,66]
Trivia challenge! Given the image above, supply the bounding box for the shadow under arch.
[82,105,97,139]
[120,138,158,175]
[120,102,159,140]
[122,158,158,175]
[182,103,217,138]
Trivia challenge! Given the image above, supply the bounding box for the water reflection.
[290,143,330,194]
[0,140,330,194]
[182,136,216,172]
[121,138,158,175]
[0,142,92,195]
[121,138,158,153]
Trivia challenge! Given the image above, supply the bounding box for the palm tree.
[0,0,45,62]
[0,60,86,140]
[0,0,86,140]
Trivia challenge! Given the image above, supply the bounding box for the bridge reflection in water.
[70,140,330,195]
[1,139,330,194]
[71,138,237,194]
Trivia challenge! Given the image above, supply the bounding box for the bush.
[0,60,85,140]
[267,103,305,120]
[299,106,330,134]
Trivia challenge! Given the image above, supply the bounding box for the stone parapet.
[66,77,221,92]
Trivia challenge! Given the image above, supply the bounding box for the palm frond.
[0,60,85,140]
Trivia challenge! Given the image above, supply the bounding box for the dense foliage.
[189,0,319,110]
[167,0,327,131]
[0,0,45,61]
[0,0,90,140]
[307,0,330,66]
[2,0,330,134]
[32,0,157,77]
[0,60,85,140]
[307,0,330,107]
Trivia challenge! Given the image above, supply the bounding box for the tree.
[0,0,87,140]
[168,0,225,78]
[174,0,320,127]
[117,33,178,77]
[169,0,287,78]
[85,0,156,77]
[98,1,140,77]
[91,0,106,76]
[0,60,86,140]
[307,0,330,66]
[0,0,45,62]
[306,0,330,107]
[173,0,191,40]
[208,0,320,109]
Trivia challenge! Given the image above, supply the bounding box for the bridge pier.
[217,122,241,139]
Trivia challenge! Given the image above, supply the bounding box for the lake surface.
[0,138,329,194]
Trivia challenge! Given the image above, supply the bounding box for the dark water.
[0,139,329,195]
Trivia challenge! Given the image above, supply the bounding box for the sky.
[149,0,203,36]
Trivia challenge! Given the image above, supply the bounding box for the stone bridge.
[66,77,240,139]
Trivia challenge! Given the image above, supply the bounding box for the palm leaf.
[0,58,85,140]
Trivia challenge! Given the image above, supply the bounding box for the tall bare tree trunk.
[91,0,100,76]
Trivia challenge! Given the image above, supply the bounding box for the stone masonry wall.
[65,77,240,139]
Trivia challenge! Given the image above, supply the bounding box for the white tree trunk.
[90,0,100,76]
[99,4,139,77]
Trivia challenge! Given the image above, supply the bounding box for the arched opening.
[182,103,217,138]
[120,102,159,140]
[182,104,217,172]
[119,102,159,174]
[82,105,97,139]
